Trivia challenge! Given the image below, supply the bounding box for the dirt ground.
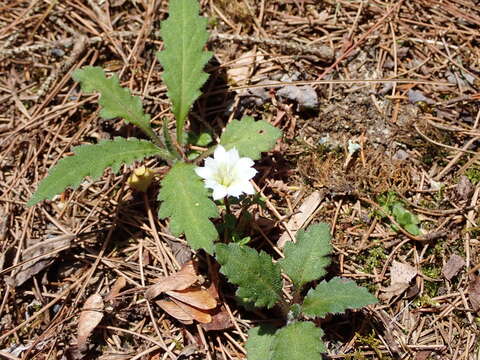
[1,0,480,359]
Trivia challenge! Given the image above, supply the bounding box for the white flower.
[195,145,257,200]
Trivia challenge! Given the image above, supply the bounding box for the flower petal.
[212,185,228,200]
[195,166,213,180]
[241,181,255,195]
[204,157,217,169]
[226,147,240,164]
[204,179,218,190]
[236,157,254,168]
[213,145,228,163]
[226,182,246,198]
[232,161,256,181]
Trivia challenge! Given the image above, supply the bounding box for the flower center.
[215,163,235,187]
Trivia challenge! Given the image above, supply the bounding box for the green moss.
[413,295,440,307]
[354,331,393,359]
[466,168,480,185]
[422,265,441,279]
[360,245,388,273]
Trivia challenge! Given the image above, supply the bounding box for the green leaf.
[28,138,165,207]
[158,162,218,253]
[215,243,282,308]
[157,0,212,142]
[245,325,276,360]
[279,223,332,290]
[271,322,325,360]
[391,203,421,235]
[302,277,378,318]
[73,67,157,141]
[220,116,282,160]
[404,223,420,236]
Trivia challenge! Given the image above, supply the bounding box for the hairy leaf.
[302,277,378,318]
[220,116,282,160]
[158,163,218,253]
[215,243,282,308]
[271,322,325,360]
[279,223,332,290]
[28,138,165,206]
[157,0,212,142]
[246,325,276,360]
[73,67,157,141]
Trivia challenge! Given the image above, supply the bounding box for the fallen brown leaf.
[454,175,473,201]
[77,294,104,351]
[380,261,417,301]
[201,306,234,331]
[468,275,480,312]
[171,298,212,324]
[155,299,193,325]
[442,254,465,281]
[167,287,217,310]
[146,261,198,300]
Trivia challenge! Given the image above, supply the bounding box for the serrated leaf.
[279,223,332,290]
[73,67,157,141]
[271,322,326,360]
[158,162,218,253]
[28,138,165,206]
[302,277,378,318]
[245,325,276,360]
[220,116,282,160]
[215,243,282,308]
[157,0,212,142]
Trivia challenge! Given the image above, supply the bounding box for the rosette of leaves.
[27,0,282,255]
[216,223,378,359]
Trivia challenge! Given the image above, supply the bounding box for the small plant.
[27,0,378,357]
[27,0,281,254]
[216,223,378,359]
[377,192,421,236]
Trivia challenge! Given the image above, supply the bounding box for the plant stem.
[277,297,291,319]
[193,146,215,164]
[224,197,231,215]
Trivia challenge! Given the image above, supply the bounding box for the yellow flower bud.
[127,166,155,192]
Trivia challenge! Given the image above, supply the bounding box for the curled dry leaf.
[171,298,212,324]
[77,294,104,351]
[156,299,194,324]
[145,261,198,300]
[149,261,218,324]
[166,287,217,310]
